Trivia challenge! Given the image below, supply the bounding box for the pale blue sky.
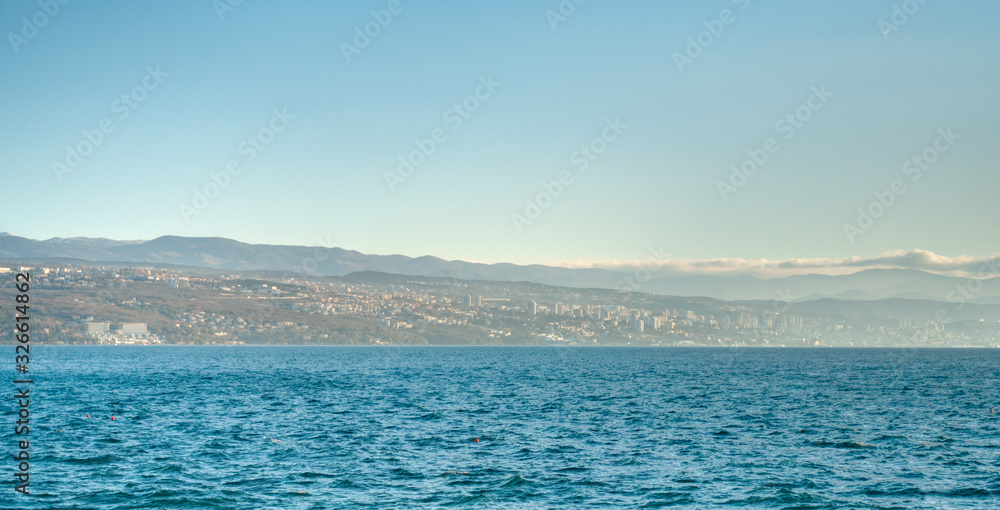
[1,0,998,266]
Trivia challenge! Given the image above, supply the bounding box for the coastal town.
[2,263,997,348]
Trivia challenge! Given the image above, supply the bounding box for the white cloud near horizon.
[555,249,1000,279]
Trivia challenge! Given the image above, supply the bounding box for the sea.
[6,346,1000,509]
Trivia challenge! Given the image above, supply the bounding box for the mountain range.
[2,233,998,304]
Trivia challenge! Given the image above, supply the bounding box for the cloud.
[557,249,1000,279]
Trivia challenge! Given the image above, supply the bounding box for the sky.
[1,0,998,270]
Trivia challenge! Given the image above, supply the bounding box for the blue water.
[7,346,1000,509]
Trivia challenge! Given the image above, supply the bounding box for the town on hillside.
[2,263,997,347]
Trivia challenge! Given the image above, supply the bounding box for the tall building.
[530,300,537,315]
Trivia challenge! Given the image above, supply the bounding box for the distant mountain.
[0,234,627,287]
[2,233,998,303]
[641,268,994,303]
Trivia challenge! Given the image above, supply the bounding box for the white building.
[121,323,148,335]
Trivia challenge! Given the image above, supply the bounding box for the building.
[86,322,110,335]
[530,300,537,315]
[121,323,148,335]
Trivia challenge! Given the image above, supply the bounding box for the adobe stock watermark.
[932,256,998,331]
[340,0,404,63]
[890,255,1000,356]
[842,127,959,244]
[611,246,669,293]
[52,65,168,182]
[213,0,245,21]
[290,236,338,275]
[242,234,339,330]
[881,256,998,384]
[586,246,670,321]
[672,0,750,74]
[771,287,800,314]
[545,0,585,31]
[511,117,626,233]
[878,0,931,40]
[384,74,501,191]
[179,107,294,222]
[7,0,71,53]
[717,84,832,202]
[945,256,1000,314]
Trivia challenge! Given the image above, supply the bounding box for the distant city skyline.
[2,1,998,267]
